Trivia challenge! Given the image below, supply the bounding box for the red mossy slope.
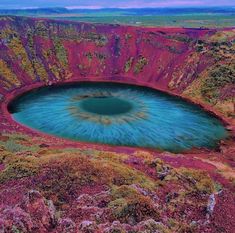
[0,17,213,94]
[0,16,234,133]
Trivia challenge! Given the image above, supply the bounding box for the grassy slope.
[0,7,235,27]
[0,132,234,232]
[48,14,235,28]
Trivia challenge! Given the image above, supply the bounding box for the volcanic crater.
[0,16,234,233]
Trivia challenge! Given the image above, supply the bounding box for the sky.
[0,0,234,9]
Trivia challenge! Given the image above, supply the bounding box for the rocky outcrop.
[0,190,57,233]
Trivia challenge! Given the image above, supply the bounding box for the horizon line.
[0,6,235,10]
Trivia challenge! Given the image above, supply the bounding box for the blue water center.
[80,96,133,115]
[9,82,229,152]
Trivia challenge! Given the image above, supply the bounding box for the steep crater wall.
[0,16,234,134]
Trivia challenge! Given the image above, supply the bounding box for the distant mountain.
[68,7,235,15]
[0,7,234,16]
[0,8,69,15]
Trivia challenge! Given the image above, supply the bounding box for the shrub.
[109,185,160,224]
[36,155,106,205]
[0,156,39,184]
[107,161,156,190]
[178,168,215,194]
[7,34,36,80]
[134,56,148,74]
[35,152,156,206]
[53,37,68,68]
[0,59,21,88]
[124,57,134,73]
[0,133,39,153]
[201,64,235,103]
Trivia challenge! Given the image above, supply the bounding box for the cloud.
[109,0,203,8]
[66,5,103,9]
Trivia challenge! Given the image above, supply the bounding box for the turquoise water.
[9,82,228,152]
[80,96,133,115]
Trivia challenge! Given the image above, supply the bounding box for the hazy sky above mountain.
[0,0,234,9]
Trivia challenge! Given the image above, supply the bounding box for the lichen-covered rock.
[76,194,96,207]
[137,219,170,233]
[19,190,57,231]
[0,190,59,233]
[102,221,131,233]
[0,206,33,233]
[55,218,76,233]
[79,220,98,233]
[206,193,216,217]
